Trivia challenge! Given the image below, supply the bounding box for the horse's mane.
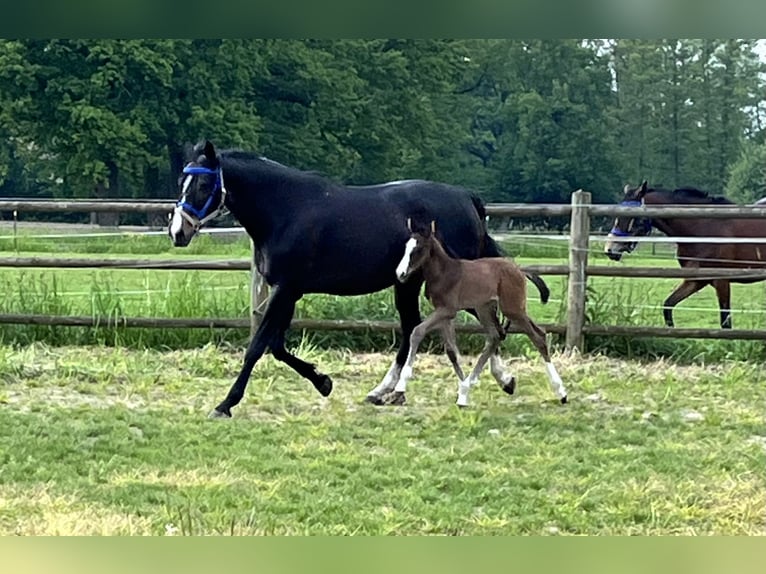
[650,186,735,205]
[220,149,328,181]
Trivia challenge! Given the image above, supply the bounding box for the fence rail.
[2,194,766,347]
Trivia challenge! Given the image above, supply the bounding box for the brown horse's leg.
[457,304,501,407]
[663,280,708,327]
[383,307,455,405]
[712,280,732,328]
[507,312,567,404]
[440,320,466,381]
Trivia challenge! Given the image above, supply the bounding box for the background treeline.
[1,39,765,214]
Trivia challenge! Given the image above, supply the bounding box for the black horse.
[169,141,501,417]
[604,181,766,329]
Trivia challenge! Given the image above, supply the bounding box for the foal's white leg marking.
[456,374,479,407]
[544,362,568,401]
[490,354,514,387]
[395,238,417,280]
[366,360,401,399]
[393,364,413,393]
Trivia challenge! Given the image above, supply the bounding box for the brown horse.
[604,181,766,328]
[382,220,568,407]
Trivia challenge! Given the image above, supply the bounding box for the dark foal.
[387,221,568,407]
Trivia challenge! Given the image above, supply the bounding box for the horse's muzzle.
[605,250,623,262]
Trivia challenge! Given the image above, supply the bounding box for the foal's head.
[395,220,438,283]
[604,181,653,261]
[169,140,228,248]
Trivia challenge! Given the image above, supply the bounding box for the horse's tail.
[470,193,504,258]
[525,272,550,305]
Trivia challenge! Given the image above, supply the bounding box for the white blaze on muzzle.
[396,237,418,280]
[170,167,229,243]
[170,175,193,242]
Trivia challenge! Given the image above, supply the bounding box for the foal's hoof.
[381,391,406,406]
[364,394,384,406]
[501,377,516,396]
[208,408,232,419]
[314,374,333,397]
[560,395,568,405]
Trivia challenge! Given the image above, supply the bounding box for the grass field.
[0,228,764,536]
[0,343,764,535]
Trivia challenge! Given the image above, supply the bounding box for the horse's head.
[169,140,228,247]
[396,219,437,283]
[604,181,653,261]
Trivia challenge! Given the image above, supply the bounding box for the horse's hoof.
[381,391,406,406]
[501,377,516,395]
[364,394,384,406]
[314,374,333,397]
[208,408,231,419]
[560,395,568,405]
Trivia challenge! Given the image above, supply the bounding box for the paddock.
[0,196,765,535]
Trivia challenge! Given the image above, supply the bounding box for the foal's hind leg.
[456,304,502,407]
[508,312,567,404]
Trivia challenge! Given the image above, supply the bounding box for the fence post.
[250,239,270,339]
[566,189,591,352]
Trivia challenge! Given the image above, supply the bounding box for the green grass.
[0,344,763,535]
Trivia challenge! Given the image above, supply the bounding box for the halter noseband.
[175,164,229,230]
[608,199,652,237]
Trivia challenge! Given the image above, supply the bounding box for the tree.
[726,142,766,203]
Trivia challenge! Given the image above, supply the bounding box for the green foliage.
[725,141,766,203]
[2,39,763,208]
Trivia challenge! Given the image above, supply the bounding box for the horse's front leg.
[365,280,422,404]
[211,285,318,418]
[662,279,708,327]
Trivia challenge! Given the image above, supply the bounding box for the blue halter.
[609,200,651,236]
[177,165,226,223]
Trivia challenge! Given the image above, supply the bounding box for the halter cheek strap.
[176,165,229,229]
[609,199,651,236]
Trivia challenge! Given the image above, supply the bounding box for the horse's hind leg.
[662,280,708,327]
[457,305,501,407]
[509,312,567,404]
[713,279,732,328]
[366,280,422,405]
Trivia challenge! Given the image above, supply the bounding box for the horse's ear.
[623,184,632,194]
[430,220,436,234]
[203,140,217,162]
[406,217,412,232]
[638,180,648,198]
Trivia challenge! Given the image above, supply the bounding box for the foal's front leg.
[441,320,465,381]
[382,308,455,405]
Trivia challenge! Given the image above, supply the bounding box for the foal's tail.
[525,272,550,304]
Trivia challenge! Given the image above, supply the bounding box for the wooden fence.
[2,193,766,351]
